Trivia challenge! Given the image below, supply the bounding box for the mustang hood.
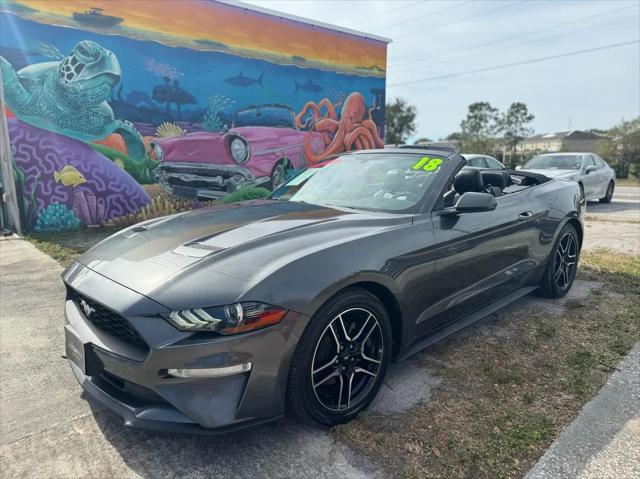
[76,200,408,303]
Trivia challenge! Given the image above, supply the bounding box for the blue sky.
[247,0,640,141]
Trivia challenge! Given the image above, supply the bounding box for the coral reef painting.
[9,119,150,230]
[1,0,388,234]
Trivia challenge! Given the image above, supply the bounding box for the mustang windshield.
[524,155,582,170]
[271,153,447,212]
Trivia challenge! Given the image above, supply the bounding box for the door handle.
[518,211,534,221]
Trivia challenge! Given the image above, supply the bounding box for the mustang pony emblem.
[79,299,95,317]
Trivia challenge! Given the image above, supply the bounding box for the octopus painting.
[296,92,384,164]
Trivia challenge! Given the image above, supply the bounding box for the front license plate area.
[65,326,86,375]
[173,186,198,199]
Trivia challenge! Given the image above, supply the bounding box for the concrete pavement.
[526,343,640,479]
[586,185,640,223]
[583,185,640,255]
[0,237,437,478]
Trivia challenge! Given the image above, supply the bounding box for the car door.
[581,155,600,200]
[592,154,611,198]
[420,191,541,333]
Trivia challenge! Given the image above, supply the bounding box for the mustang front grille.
[71,290,149,351]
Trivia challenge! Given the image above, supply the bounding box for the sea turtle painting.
[1,40,145,159]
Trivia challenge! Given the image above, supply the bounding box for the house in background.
[516,130,604,153]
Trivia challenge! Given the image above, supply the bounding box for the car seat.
[453,168,484,194]
[442,168,485,207]
[480,170,511,197]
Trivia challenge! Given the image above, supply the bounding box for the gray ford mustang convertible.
[63,148,583,433]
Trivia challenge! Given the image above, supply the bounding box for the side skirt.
[397,286,538,361]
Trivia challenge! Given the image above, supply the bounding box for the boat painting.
[72,7,124,28]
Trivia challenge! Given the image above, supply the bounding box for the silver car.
[521,152,615,203]
[462,154,505,170]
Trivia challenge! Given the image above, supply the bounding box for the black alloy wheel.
[311,308,384,412]
[537,223,580,298]
[553,231,577,290]
[286,289,391,427]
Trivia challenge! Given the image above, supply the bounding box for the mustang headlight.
[229,137,249,163]
[165,302,286,334]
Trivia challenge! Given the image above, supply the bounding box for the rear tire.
[599,181,614,203]
[537,223,580,298]
[286,288,392,428]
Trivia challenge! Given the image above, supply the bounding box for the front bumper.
[63,263,307,434]
[155,161,269,199]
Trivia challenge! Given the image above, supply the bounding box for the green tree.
[414,137,432,144]
[597,117,640,178]
[385,98,417,144]
[460,102,500,154]
[499,102,534,153]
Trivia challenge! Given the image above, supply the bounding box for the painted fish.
[295,78,323,93]
[224,72,264,88]
[54,165,86,186]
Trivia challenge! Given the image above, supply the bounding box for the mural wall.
[0,0,388,233]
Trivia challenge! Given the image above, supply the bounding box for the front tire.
[599,181,614,203]
[537,223,580,298]
[270,160,289,191]
[286,288,392,427]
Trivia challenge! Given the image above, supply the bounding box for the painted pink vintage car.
[152,104,324,199]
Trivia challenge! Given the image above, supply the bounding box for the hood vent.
[172,242,226,258]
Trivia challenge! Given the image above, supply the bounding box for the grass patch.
[218,187,271,204]
[615,177,640,187]
[26,226,122,267]
[335,250,640,479]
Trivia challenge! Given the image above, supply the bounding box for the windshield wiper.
[323,202,360,211]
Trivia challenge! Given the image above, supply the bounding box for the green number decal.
[412,157,443,172]
[412,157,431,170]
[423,158,443,171]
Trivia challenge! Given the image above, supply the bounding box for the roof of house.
[522,130,604,142]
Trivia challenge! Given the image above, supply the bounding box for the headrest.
[481,170,511,189]
[453,168,484,194]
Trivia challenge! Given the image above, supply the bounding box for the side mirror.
[515,165,522,170]
[441,192,497,216]
[585,165,598,174]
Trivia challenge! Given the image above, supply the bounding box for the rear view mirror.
[441,192,497,216]
[585,165,598,174]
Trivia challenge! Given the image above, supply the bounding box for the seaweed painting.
[203,94,235,132]
[11,155,40,232]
